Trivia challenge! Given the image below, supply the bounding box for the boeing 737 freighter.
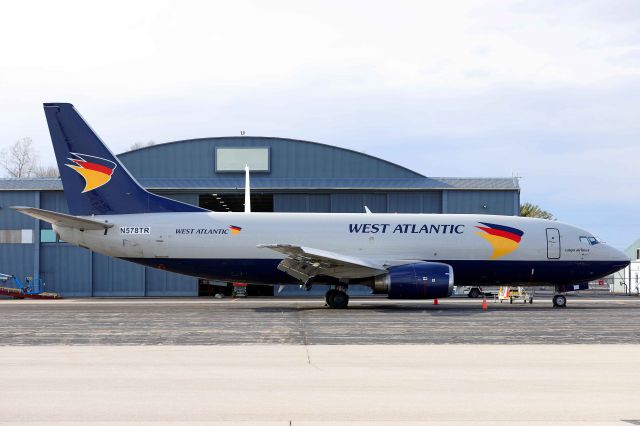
[14,103,629,308]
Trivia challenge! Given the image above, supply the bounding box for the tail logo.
[229,225,242,235]
[475,222,524,259]
[66,153,117,193]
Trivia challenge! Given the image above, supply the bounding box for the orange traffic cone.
[481,297,488,310]
[433,298,439,305]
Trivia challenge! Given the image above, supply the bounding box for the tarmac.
[1,296,639,425]
[0,296,639,345]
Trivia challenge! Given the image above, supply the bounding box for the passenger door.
[546,228,561,259]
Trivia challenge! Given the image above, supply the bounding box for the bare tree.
[0,137,39,177]
[33,164,60,178]
[128,140,155,151]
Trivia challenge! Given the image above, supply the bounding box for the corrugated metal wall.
[0,191,37,228]
[0,191,36,282]
[388,192,442,213]
[0,244,33,285]
[119,137,423,179]
[40,245,91,296]
[92,254,145,296]
[146,267,197,296]
[0,190,198,297]
[273,191,445,213]
[40,191,69,214]
[446,190,519,215]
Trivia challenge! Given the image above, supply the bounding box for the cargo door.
[142,230,169,258]
[153,234,170,258]
[546,228,561,259]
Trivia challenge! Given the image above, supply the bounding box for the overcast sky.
[1,0,638,249]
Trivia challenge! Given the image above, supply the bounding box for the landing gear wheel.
[468,288,482,298]
[324,289,332,305]
[325,289,349,309]
[552,294,567,308]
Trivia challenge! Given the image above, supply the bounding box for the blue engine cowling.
[373,262,454,299]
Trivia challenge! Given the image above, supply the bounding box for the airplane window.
[580,236,599,245]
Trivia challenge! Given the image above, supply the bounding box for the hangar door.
[546,228,561,259]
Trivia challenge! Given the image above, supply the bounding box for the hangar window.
[40,229,63,243]
[215,147,269,172]
[0,229,33,244]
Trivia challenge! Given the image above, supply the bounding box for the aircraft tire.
[325,290,332,305]
[468,288,481,298]
[326,289,349,309]
[552,294,567,308]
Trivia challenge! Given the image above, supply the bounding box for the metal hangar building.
[0,136,520,297]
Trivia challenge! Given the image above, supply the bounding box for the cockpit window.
[580,236,599,245]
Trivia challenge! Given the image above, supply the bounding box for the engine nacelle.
[373,262,454,299]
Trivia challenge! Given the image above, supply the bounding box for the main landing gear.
[325,286,349,309]
[552,294,567,308]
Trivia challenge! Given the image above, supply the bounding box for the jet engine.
[371,262,454,299]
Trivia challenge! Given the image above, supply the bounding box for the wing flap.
[12,206,114,231]
[258,244,387,282]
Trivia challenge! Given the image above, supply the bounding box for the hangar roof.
[0,177,519,191]
[118,136,426,179]
[625,238,640,259]
[0,136,520,191]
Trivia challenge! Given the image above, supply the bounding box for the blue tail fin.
[44,103,206,215]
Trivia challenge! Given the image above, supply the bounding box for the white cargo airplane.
[14,103,629,308]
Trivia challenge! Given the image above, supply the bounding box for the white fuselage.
[53,212,628,286]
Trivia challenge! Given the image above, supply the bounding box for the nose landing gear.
[552,294,567,308]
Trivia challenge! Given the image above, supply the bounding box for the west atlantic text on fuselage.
[175,228,229,235]
[349,223,465,234]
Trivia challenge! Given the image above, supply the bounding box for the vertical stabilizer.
[43,103,206,215]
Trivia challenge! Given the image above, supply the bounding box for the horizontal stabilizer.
[12,206,114,231]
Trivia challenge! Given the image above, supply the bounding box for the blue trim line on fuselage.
[120,257,629,286]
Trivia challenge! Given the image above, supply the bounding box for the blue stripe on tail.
[44,103,206,215]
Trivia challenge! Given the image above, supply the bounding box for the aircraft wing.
[12,206,114,231]
[258,244,388,282]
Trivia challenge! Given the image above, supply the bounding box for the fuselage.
[54,212,629,287]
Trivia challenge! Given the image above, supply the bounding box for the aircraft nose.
[609,245,630,264]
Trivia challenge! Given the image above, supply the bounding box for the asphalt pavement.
[1,296,639,345]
